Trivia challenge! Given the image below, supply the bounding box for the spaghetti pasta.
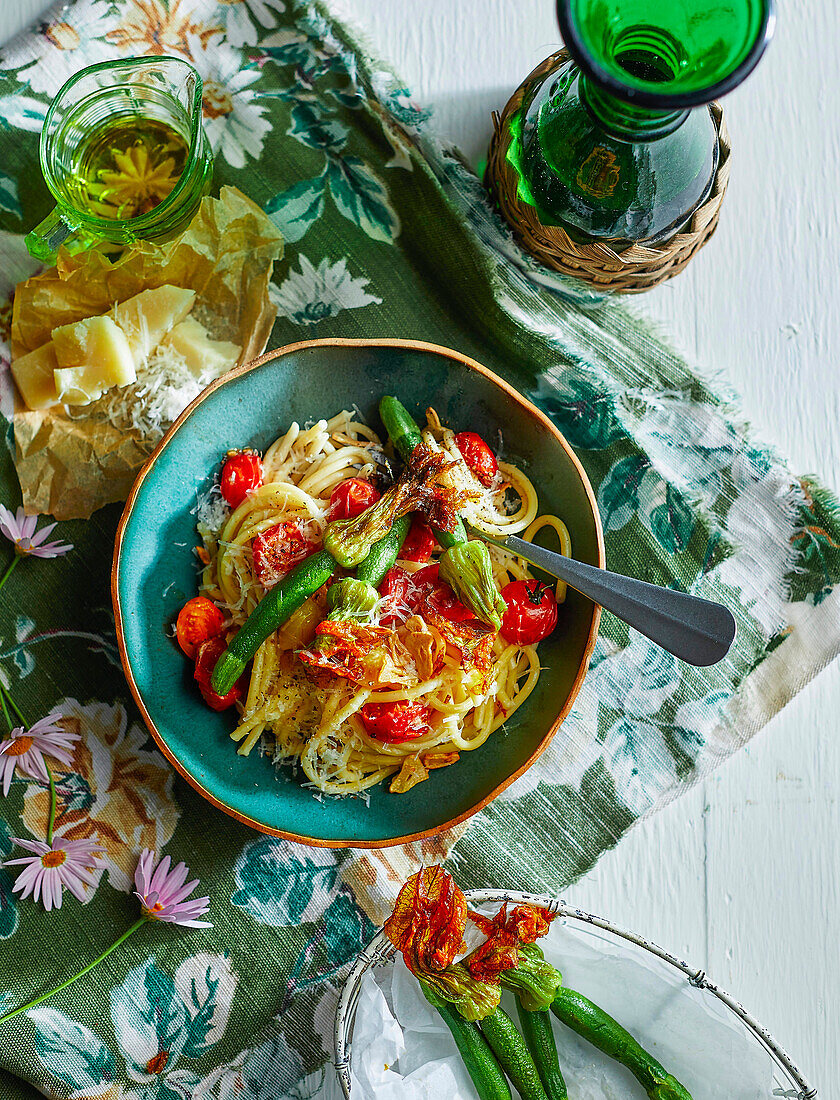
[191,407,569,797]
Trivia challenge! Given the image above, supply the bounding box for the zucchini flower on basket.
[496,940,562,1011]
[383,868,559,1020]
[383,866,501,1020]
[467,902,560,1010]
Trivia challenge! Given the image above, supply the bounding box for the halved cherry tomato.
[176,597,226,658]
[378,565,473,626]
[410,564,440,586]
[413,564,475,623]
[428,585,475,623]
[194,635,244,711]
[221,450,262,508]
[359,700,432,743]
[378,566,415,625]
[252,521,317,589]
[455,431,498,488]
[499,579,558,645]
[329,478,381,520]
[398,519,437,563]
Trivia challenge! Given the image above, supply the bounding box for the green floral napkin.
[0,2,838,1098]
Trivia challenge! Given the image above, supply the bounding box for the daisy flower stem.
[0,916,148,1025]
[2,689,27,728]
[0,685,12,733]
[0,556,19,597]
[46,766,57,847]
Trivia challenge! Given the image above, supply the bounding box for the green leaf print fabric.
[0,1,839,1097]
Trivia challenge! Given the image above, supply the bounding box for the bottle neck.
[579,74,689,141]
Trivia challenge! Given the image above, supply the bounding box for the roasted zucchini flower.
[326,578,379,619]
[439,541,507,630]
[324,445,467,568]
[497,941,562,1011]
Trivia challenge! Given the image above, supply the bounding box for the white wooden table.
[3,0,838,1089]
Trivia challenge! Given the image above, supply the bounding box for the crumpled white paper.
[349,910,778,1098]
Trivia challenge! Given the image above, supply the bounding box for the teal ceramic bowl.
[112,340,603,847]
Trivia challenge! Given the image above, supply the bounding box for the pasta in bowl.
[187,402,571,798]
[112,339,603,846]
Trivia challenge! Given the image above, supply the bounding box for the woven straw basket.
[334,890,817,1099]
[485,51,732,293]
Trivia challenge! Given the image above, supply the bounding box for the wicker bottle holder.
[485,50,732,293]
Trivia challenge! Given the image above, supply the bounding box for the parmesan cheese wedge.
[108,285,196,364]
[158,316,241,378]
[10,341,60,410]
[53,314,136,405]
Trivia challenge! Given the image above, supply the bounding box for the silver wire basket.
[334,890,817,1099]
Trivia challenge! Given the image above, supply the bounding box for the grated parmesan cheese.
[65,341,228,450]
[193,480,230,536]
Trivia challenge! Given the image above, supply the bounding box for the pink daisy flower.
[3,836,103,911]
[134,849,212,928]
[0,505,73,558]
[0,713,79,796]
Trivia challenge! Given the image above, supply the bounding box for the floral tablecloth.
[0,2,839,1098]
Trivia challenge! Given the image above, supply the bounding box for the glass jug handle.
[25,208,92,263]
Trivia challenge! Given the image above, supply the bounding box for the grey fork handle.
[476,531,736,667]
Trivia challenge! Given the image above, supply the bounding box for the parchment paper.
[11,186,284,519]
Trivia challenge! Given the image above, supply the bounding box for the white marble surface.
[2,0,838,1091]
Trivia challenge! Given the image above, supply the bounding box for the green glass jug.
[26,56,214,263]
[509,0,775,245]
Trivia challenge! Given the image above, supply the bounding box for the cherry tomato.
[194,636,244,711]
[398,519,437,563]
[221,450,262,508]
[176,597,226,658]
[378,564,474,625]
[378,567,415,625]
[410,563,440,586]
[427,583,475,623]
[252,521,317,589]
[412,564,475,623]
[499,580,558,645]
[359,700,432,743]
[329,478,381,520]
[455,431,498,488]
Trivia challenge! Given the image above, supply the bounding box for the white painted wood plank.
[704,657,840,1084]
[0,2,47,43]
[563,783,709,964]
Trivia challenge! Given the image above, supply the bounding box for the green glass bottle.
[508,0,775,245]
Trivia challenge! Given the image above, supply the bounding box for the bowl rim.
[334,888,817,1099]
[111,337,605,849]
